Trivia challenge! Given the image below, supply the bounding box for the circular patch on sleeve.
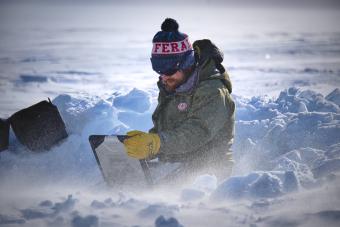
[177,102,188,111]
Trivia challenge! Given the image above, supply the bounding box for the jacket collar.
[175,68,199,94]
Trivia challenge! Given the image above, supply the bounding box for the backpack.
[193,39,225,74]
[193,39,232,94]
[10,99,68,152]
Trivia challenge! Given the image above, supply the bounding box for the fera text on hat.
[152,38,192,55]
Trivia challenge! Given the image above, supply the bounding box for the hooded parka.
[150,42,235,181]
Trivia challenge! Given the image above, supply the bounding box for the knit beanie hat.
[151,18,195,75]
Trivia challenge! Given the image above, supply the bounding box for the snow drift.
[1,86,339,226]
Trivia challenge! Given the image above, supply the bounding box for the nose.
[160,74,170,82]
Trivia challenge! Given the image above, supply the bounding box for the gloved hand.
[123,130,161,160]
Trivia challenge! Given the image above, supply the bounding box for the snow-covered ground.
[1,1,340,227]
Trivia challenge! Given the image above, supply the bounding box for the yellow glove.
[123,130,161,160]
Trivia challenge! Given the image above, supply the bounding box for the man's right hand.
[123,130,161,160]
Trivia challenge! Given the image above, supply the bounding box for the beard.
[162,77,186,92]
[163,81,177,92]
[162,73,190,92]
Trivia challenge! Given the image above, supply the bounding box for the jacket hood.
[198,59,232,94]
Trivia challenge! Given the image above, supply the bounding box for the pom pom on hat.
[161,18,179,32]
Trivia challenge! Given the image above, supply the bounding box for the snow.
[191,174,218,193]
[0,215,25,225]
[52,94,118,135]
[326,88,340,106]
[1,1,340,227]
[155,216,183,227]
[113,88,151,113]
[71,215,99,227]
[180,188,205,202]
[3,85,339,226]
[211,171,299,200]
[138,204,179,219]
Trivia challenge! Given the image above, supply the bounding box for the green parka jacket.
[150,47,235,180]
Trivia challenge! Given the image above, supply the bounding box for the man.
[123,18,235,183]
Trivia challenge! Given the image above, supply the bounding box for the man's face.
[160,70,186,92]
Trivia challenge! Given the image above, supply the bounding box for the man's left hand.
[123,130,161,160]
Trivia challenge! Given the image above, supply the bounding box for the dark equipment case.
[0,118,10,152]
[10,99,68,152]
